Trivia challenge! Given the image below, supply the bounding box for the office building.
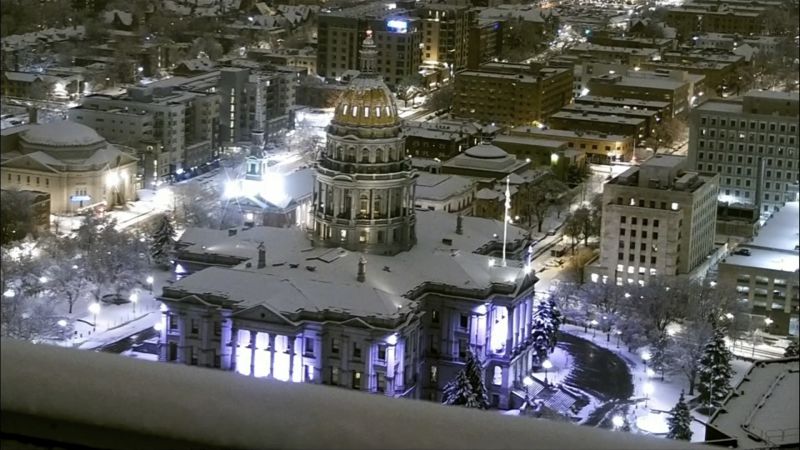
[688,90,800,213]
[593,155,719,285]
[718,201,799,336]
[419,2,471,70]
[453,63,572,127]
[317,4,422,86]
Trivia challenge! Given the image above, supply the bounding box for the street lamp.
[146,275,154,293]
[641,350,651,374]
[764,317,773,329]
[643,382,654,409]
[590,319,599,338]
[615,330,622,348]
[130,292,139,315]
[542,359,553,385]
[646,368,655,378]
[612,415,625,430]
[89,302,101,331]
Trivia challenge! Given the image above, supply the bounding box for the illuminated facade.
[311,31,417,255]
[592,155,719,285]
[159,33,541,409]
[0,121,137,213]
[688,91,800,214]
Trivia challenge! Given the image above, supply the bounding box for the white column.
[227,325,238,371]
[178,315,188,363]
[201,316,211,366]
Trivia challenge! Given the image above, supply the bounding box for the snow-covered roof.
[20,121,105,147]
[415,173,475,201]
[465,143,508,159]
[1,339,699,450]
[724,201,800,272]
[170,211,532,318]
[708,358,799,448]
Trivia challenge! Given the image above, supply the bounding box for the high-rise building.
[592,155,719,285]
[317,4,422,87]
[419,3,471,70]
[687,90,800,214]
[453,63,572,127]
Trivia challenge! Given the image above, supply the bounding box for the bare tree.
[424,84,453,112]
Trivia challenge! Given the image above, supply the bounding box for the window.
[460,314,468,329]
[621,216,627,224]
[331,367,340,385]
[651,256,656,264]
[353,342,362,359]
[331,338,340,354]
[620,229,626,236]
[352,371,362,389]
[305,337,314,356]
[190,319,198,334]
[213,321,221,336]
[378,344,387,361]
[431,309,439,323]
[632,217,637,225]
[168,314,178,330]
[654,220,659,227]
[492,366,503,385]
[430,365,438,383]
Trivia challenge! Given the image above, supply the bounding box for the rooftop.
[415,173,476,201]
[750,202,800,252]
[20,121,105,148]
[171,211,531,319]
[708,358,800,449]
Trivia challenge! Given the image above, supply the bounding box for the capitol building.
[0,121,138,213]
[158,32,541,409]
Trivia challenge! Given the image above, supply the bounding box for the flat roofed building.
[414,172,476,214]
[453,63,572,127]
[705,358,800,447]
[593,155,719,285]
[718,201,800,336]
[665,3,767,39]
[547,110,648,141]
[419,2,471,70]
[509,126,634,163]
[560,103,660,136]
[688,90,800,214]
[587,72,692,118]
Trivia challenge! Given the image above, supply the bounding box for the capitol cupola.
[311,30,418,255]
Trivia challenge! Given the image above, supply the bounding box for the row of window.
[8,173,50,186]
[699,116,797,133]
[620,216,660,227]
[616,197,679,210]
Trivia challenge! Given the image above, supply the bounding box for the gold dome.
[332,77,400,128]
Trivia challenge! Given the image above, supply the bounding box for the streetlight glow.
[646,368,655,378]
[764,317,774,326]
[3,289,15,298]
[612,415,625,429]
[523,376,534,387]
[58,319,68,327]
[641,351,651,362]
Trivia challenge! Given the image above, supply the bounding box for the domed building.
[311,30,418,255]
[0,121,138,213]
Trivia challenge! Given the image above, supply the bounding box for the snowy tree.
[531,299,562,366]
[666,391,693,441]
[667,319,713,396]
[649,332,670,381]
[784,341,799,358]
[442,350,489,409]
[150,214,176,269]
[442,370,480,408]
[41,235,87,315]
[697,325,734,408]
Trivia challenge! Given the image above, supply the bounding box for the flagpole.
[503,176,510,267]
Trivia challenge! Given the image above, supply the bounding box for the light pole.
[146,275,154,294]
[615,330,622,348]
[603,316,609,342]
[89,302,101,332]
[591,319,598,338]
[523,375,534,407]
[643,382,654,409]
[130,292,139,315]
[542,359,553,386]
[641,350,651,375]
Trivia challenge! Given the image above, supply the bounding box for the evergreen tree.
[463,350,490,409]
[784,341,799,358]
[150,214,175,269]
[531,299,562,366]
[442,351,489,409]
[442,370,479,407]
[667,391,693,441]
[697,326,734,408]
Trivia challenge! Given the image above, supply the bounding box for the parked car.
[733,248,751,256]
[101,293,130,305]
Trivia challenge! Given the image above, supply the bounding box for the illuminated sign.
[387,19,407,33]
[71,195,92,202]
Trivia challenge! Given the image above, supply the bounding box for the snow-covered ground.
[561,323,753,443]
